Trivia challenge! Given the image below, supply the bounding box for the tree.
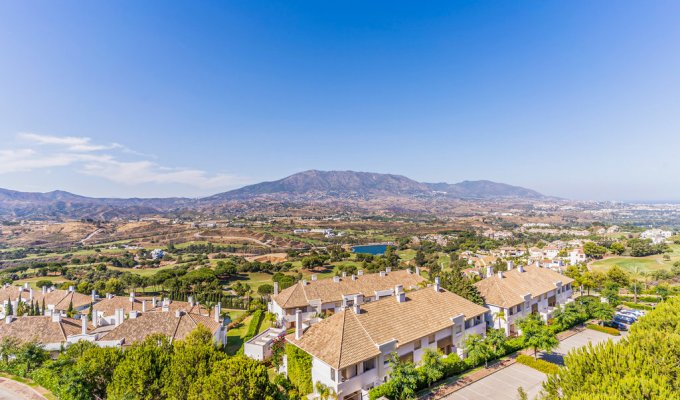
[107,334,172,400]
[0,337,19,364]
[583,242,606,259]
[517,387,529,400]
[517,314,558,359]
[464,334,494,368]
[486,329,507,354]
[384,352,419,400]
[17,342,49,376]
[315,382,338,400]
[494,309,506,330]
[609,242,625,255]
[5,298,12,316]
[606,265,630,287]
[436,264,484,305]
[163,325,225,400]
[187,355,279,400]
[419,348,444,388]
[257,284,274,297]
[590,302,614,323]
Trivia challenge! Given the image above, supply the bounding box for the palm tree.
[315,382,338,400]
[494,310,506,330]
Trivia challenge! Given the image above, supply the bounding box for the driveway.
[0,378,48,400]
[444,329,624,400]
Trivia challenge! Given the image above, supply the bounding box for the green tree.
[464,334,494,368]
[583,242,607,259]
[609,242,625,255]
[486,328,507,354]
[0,337,19,363]
[315,382,338,400]
[419,348,444,388]
[187,355,278,400]
[17,342,49,376]
[518,314,558,359]
[606,265,630,287]
[385,352,419,400]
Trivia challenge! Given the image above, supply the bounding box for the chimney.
[353,303,361,314]
[301,280,308,286]
[273,282,279,295]
[152,297,157,308]
[519,264,525,273]
[342,271,346,278]
[91,290,97,301]
[129,292,136,303]
[68,286,74,293]
[10,301,17,316]
[507,261,514,270]
[175,310,183,318]
[92,312,98,328]
[114,308,124,326]
[311,275,317,281]
[332,276,340,283]
[4,316,13,325]
[106,293,113,300]
[130,311,139,319]
[81,315,88,335]
[415,266,421,276]
[42,286,47,295]
[395,285,405,303]
[23,283,29,289]
[434,277,441,292]
[351,274,357,281]
[295,309,303,340]
[407,268,412,274]
[188,296,195,307]
[498,271,504,278]
[486,266,494,278]
[214,303,221,323]
[29,288,33,301]
[535,260,541,268]
[379,271,386,278]
[386,267,391,273]
[142,300,147,312]
[52,312,62,323]
[358,270,364,276]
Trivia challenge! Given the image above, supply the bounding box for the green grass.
[14,276,66,289]
[590,244,680,274]
[106,264,176,277]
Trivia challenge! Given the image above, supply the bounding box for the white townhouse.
[474,264,574,337]
[568,248,586,265]
[268,268,425,329]
[285,280,489,400]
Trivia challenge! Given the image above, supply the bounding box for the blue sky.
[1,1,679,200]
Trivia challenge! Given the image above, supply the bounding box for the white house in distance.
[474,264,574,337]
[268,268,425,329]
[285,280,488,400]
[568,248,586,265]
[640,229,673,245]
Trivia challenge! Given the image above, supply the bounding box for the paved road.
[446,329,624,400]
[0,378,47,400]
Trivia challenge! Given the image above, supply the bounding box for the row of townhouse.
[256,264,574,400]
[0,283,93,319]
[0,291,228,354]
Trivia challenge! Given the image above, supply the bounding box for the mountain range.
[0,170,549,219]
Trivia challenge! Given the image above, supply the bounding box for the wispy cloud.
[1,132,247,190]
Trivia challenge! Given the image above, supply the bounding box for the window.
[330,368,336,382]
[363,358,376,372]
[427,334,435,344]
[414,339,422,350]
[454,325,462,335]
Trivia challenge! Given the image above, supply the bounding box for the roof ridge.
[335,310,349,369]
[170,313,183,343]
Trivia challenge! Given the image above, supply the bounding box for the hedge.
[516,354,560,375]
[622,302,653,310]
[587,324,620,336]
[286,344,313,395]
[243,309,264,342]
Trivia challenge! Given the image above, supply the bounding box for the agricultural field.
[590,244,680,274]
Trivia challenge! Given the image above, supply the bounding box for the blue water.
[351,244,389,255]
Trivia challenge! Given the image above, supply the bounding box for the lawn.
[590,244,680,274]
[14,276,67,289]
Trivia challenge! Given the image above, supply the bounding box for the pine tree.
[5,298,12,316]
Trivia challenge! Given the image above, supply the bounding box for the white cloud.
[0,133,247,191]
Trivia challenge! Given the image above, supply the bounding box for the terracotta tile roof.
[286,287,488,369]
[86,296,209,317]
[98,310,220,345]
[0,286,92,311]
[0,316,84,345]
[272,269,425,309]
[474,265,574,309]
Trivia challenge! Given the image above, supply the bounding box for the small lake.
[351,244,389,255]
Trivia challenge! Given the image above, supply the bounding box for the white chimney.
[379,271,386,278]
[23,283,29,289]
[68,286,74,293]
[29,288,33,301]
[4,316,13,324]
[434,277,441,292]
[507,261,514,270]
[129,292,135,302]
[486,266,494,278]
[188,296,195,307]
[175,310,183,318]
[415,266,421,276]
[214,303,221,323]
[106,293,113,300]
[301,280,308,286]
[358,270,364,276]
[130,311,139,319]
[81,315,88,335]
[351,275,357,281]
[535,260,541,268]
[342,271,347,278]
[353,303,361,314]
[395,285,405,303]
[114,308,124,326]
[152,297,157,308]
[519,264,525,273]
[273,282,279,295]
[142,300,147,312]
[295,309,303,340]
[498,271,504,279]
[407,268,412,274]
[91,290,97,301]
[332,276,340,283]
[92,312,98,328]
[311,275,317,281]
[42,286,47,295]
[52,312,62,323]
[386,267,391,273]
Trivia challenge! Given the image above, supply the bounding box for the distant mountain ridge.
[0,170,549,219]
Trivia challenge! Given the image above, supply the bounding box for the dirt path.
[79,228,103,244]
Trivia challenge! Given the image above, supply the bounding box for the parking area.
[444,329,624,400]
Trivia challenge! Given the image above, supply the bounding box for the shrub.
[586,324,620,336]
[286,344,313,395]
[516,354,560,374]
[441,353,466,377]
[243,309,264,342]
[622,302,653,310]
[369,383,392,400]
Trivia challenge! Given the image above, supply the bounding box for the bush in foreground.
[516,354,559,375]
[586,324,620,336]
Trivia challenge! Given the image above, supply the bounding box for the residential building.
[474,264,574,337]
[285,281,489,400]
[640,229,672,244]
[0,284,93,319]
[269,269,425,328]
[568,248,586,265]
[0,314,93,354]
